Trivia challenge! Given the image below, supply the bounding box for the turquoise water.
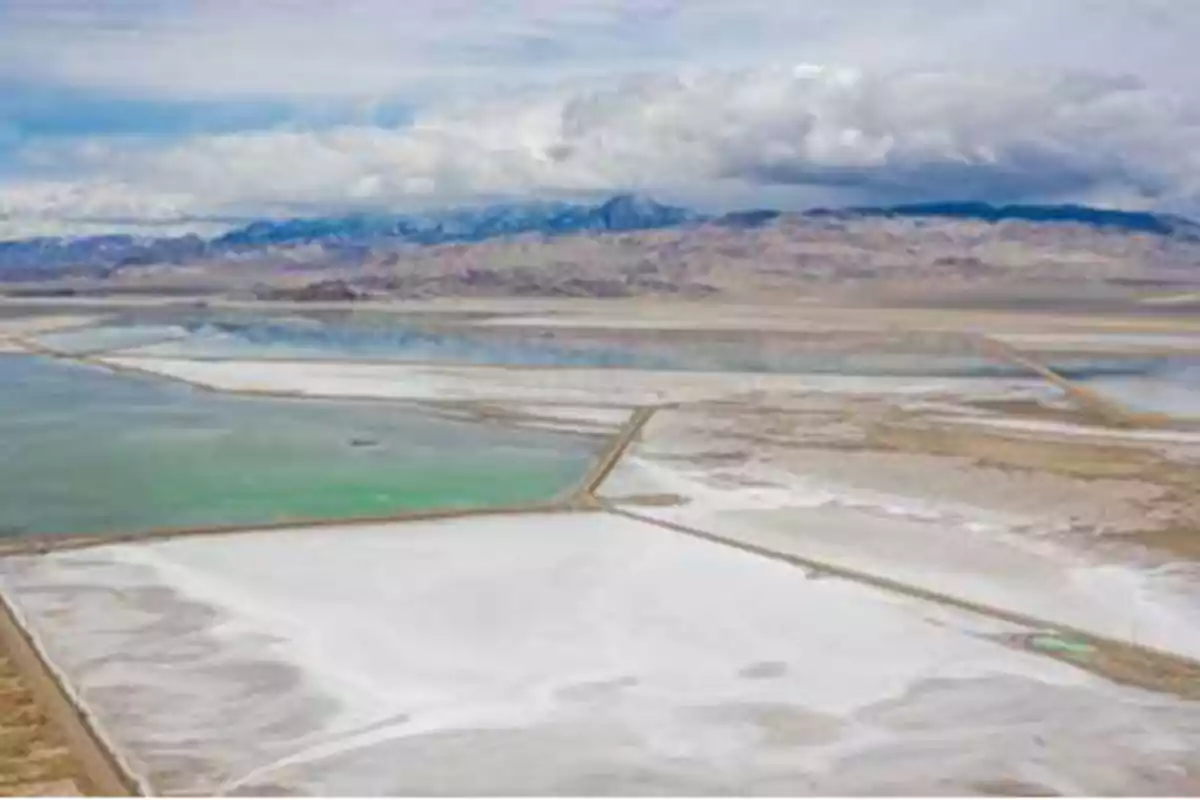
[0,356,599,538]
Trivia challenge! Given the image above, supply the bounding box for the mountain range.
[1,194,1197,281]
[0,195,697,280]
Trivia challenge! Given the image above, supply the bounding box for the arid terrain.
[335,215,1200,304]
[5,204,1200,316]
[0,294,1198,794]
[7,0,1200,792]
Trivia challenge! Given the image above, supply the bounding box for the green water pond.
[0,356,599,537]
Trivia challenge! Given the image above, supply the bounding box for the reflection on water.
[37,311,1168,377]
[0,356,598,537]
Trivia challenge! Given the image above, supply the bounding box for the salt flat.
[3,513,1199,795]
[99,356,1057,407]
[3,302,1200,795]
[599,403,1200,661]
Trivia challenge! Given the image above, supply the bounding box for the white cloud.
[0,0,660,102]
[5,1,1200,235]
[3,65,1200,235]
[5,1,1200,102]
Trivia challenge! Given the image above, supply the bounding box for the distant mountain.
[0,194,700,278]
[212,193,697,248]
[0,233,208,280]
[806,201,1200,238]
[2,195,1198,281]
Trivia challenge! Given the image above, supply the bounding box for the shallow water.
[0,356,598,537]
[35,323,188,354]
[51,310,1191,381]
[40,313,1035,376]
[1080,359,1200,416]
[134,318,688,369]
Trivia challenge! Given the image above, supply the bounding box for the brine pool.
[0,355,600,538]
[29,313,1151,377]
[1080,359,1200,417]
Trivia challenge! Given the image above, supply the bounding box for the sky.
[3,0,1200,237]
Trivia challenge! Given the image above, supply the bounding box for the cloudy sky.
[3,0,1200,236]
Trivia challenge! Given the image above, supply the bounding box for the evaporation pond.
[106,316,1032,376]
[0,356,599,537]
[1079,358,1200,417]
